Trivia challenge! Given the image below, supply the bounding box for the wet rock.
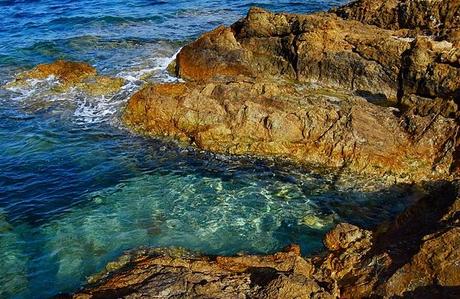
[74,76,125,96]
[123,80,458,182]
[16,60,97,84]
[7,60,125,96]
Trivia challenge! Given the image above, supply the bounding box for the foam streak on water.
[4,45,181,125]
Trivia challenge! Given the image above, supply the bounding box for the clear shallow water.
[0,0,415,298]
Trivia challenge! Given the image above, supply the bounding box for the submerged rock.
[16,60,97,85]
[74,76,125,96]
[67,182,460,299]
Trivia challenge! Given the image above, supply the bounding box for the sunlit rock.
[124,1,459,182]
[5,60,125,97]
[123,80,457,182]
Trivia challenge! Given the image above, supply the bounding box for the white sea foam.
[3,48,183,125]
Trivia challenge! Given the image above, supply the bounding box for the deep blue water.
[0,1,416,298]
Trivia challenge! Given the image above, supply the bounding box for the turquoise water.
[0,1,415,298]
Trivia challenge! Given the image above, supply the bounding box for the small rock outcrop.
[66,182,459,299]
[7,60,125,96]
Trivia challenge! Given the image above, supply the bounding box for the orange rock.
[20,60,96,84]
[123,81,458,183]
[9,60,125,96]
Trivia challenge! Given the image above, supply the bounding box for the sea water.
[0,1,413,298]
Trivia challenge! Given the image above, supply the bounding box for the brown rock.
[17,60,97,84]
[333,0,460,43]
[8,60,125,96]
[69,247,333,299]
[125,4,460,181]
[66,182,460,299]
[174,6,460,110]
[380,227,460,297]
[323,223,372,251]
[123,80,458,182]
[176,26,254,81]
[175,8,415,101]
[94,2,460,299]
[400,37,460,104]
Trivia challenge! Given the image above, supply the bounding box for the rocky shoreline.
[63,181,459,298]
[9,0,459,298]
[123,2,459,183]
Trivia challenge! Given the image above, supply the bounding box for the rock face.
[67,182,460,299]
[7,60,125,96]
[177,10,410,100]
[333,0,460,44]
[176,6,460,105]
[123,80,456,182]
[124,2,459,182]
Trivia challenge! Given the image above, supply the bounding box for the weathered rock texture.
[123,81,456,182]
[176,6,460,106]
[7,60,125,96]
[67,182,460,299]
[333,0,460,45]
[124,1,459,182]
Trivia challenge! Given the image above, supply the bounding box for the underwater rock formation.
[67,181,459,299]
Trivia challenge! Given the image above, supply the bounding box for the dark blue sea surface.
[0,1,415,298]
